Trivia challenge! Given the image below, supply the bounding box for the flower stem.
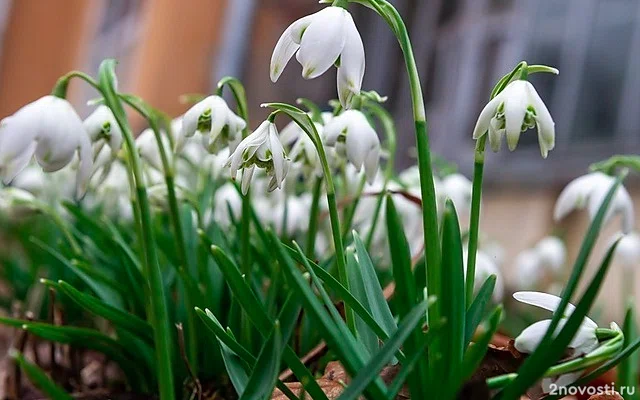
[363,0,441,317]
[465,136,486,307]
[216,78,252,276]
[306,176,323,257]
[97,60,176,400]
[120,95,199,374]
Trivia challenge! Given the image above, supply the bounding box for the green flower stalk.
[51,60,176,400]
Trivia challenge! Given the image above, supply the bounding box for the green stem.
[120,95,199,372]
[96,60,175,399]
[306,176,323,257]
[465,136,486,308]
[362,0,441,317]
[216,78,252,277]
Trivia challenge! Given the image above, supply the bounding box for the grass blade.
[240,321,283,400]
[465,275,496,347]
[11,350,73,400]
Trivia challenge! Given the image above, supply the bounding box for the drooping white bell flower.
[179,95,246,154]
[535,236,566,273]
[554,172,634,233]
[514,249,544,290]
[136,127,173,173]
[614,232,640,270]
[83,105,123,159]
[211,183,242,227]
[513,291,599,355]
[438,173,472,215]
[324,110,380,183]
[270,6,365,108]
[227,120,290,195]
[280,120,324,179]
[0,95,92,198]
[472,80,555,158]
[464,250,504,302]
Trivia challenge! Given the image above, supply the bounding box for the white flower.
[211,183,242,227]
[227,120,290,195]
[136,127,172,173]
[615,232,640,270]
[270,6,365,108]
[438,173,472,215]
[473,80,555,158]
[464,250,504,302]
[324,110,380,183]
[281,120,324,179]
[554,172,634,233]
[179,96,246,154]
[0,95,92,197]
[514,249,544,290]
[535,236,566,273]
[513,291,600,393]
[83,105,123,158]
[513,291,599,355]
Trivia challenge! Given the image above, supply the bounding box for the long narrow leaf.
[11,350,73,400]
[240,321,283,400]
[465,275,496,347]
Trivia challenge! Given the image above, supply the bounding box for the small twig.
[176,323,202,400]
[48,288,57,372]
[7,307,30,400]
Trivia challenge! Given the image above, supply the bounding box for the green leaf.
[346,249,378,357]
[196,308,299,400]
[465,275,496,347]
[30,238,124,309]
[500,172,627,399]
[283,244,394,350]
[352,232,397,336]
[221,339,250,396]
[240,321,284,400]
[46,280,153,343]
[441,199,466,390]
[618,303,639,399]
[11,350,73,400]
[338,299,429,400]
[460,306,503,386]
[273,234,388,400]
[217,77,249,124]
[385,196,428,399]
[200,241,328,400]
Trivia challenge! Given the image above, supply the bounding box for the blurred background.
[0,0,639,319]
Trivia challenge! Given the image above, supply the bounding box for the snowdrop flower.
[513,291,599,355]
[281,120,324,179]
[227,120,290,195]
[179,96,246,154]
[83,105,122,159]
[554,172,634,233]
[513,291,600,392]
[270,7,365,108]
[136,127,172,173]
[514,249,544,290]
[535,236,566,273]
[212,183,242,227]
[614,232,640,270]
[473,80,555,158]
[324,110,380,183]
[439,173,472,214]
[0,96,93,197]
[464,250,504,302]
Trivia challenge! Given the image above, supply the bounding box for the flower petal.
[296,7,347,79]
[270,22,302,82]
[472,95,502,140]
[513,291,576,316]
[336,12,365,108]
[514,319,553,353]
